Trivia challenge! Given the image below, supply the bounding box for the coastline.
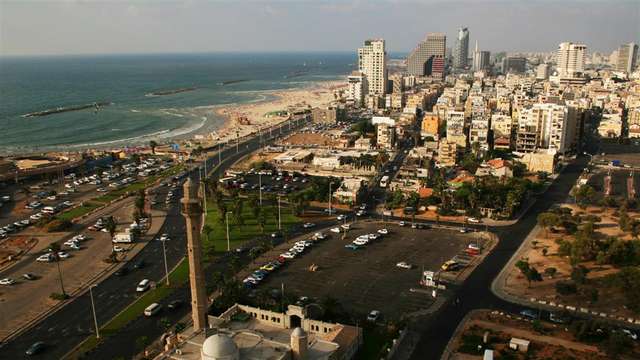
[0,79,346,155]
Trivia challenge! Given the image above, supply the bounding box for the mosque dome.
[201,334,239,360]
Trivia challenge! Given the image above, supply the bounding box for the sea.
[0,52,355,154]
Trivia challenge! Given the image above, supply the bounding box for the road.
[407,156,588,359]
[0,118,307,359]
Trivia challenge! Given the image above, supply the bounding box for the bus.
[379,175,389,188]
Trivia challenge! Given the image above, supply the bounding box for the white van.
[144,303,162,316]
[136,279,150,292]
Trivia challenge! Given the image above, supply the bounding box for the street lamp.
[226,211,233,251]
[160,237,170,286]
[277,196,282,230]
[89,284,100,339]
[259,173,263,206]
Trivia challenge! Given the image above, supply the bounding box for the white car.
[396,262,412,269]
[280,252,296,259]
[159,233,170,241]
[340,224,351,230]
[398,221,406,226]
[377,228,389,235]
[0,278,16,286]
[57,251,70,259]
[353,238,369,246]
[30,214,43,221]
[330,227,341,233]
[368,233,380,240]
[73,234,87,241]
[356,210,366,216]
[136,279,150,292]
[113,245,126,252]
[313,232,326,240]
[68,243,81,251]
[336,214,346,221]
[64,239,79,247]
[367,310,381,322]
[303,222,315,228]
[36,254,53,262]
[467,217,481,223]
[459,228,468,233]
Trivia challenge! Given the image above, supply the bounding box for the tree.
[202,224,212,243]
[149,140,158,155]
[571,185,596,209]
[618,205,631,232]
[49,242,67,298]
[571,265,590,285]
[537,212,560,237]
[134,189,146,220]
[544,267,557,278]
[515,259,542,287]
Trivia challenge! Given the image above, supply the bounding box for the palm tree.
[149,140,158,155]
[202,224,213,244]
[105,216,117,239]
[49,242,67,297]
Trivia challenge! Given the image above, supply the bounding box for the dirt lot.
[254,221,477,320]
[448,310,611,360]
[281,133,339,147]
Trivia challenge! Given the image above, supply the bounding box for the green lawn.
[202,198,300,254]
[56,201,102,221]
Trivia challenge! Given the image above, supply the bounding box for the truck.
[112,231,134,243]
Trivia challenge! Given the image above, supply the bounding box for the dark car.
[520,309,538,320]
[167,300,183,310]
[114,267,130,276]
[25,341,46,356]
[133,260,145,269]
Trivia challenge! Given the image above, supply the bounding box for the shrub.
[544,267,557,278]
[45,219,72,232]
[50,292,69,301]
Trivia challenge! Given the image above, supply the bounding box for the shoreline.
[0,79,346,156]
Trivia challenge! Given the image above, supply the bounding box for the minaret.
[181,177,208,331]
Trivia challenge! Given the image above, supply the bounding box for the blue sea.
[0,52,354,153]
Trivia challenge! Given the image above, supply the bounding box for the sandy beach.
[193,80,346,147]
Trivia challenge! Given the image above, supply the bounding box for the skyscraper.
[453,27,469,69]
[472,41,490,72]
[407,33,446,78]
[616,43,638,73]
[358,39,387,96]
[556,42,587,78]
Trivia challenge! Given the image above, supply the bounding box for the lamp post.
[89,285,100,339]
[277,196,282,230]
[226,211,232,251]
[259,173,263,206]
[160,237,170,285]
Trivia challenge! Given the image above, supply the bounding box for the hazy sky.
[1,0,638,56]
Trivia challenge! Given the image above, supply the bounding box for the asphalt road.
[0,119,307,359]
[407,156,589,360]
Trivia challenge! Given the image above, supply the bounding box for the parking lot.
[254,221,477,320]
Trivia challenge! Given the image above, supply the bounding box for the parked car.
[36,254,53,262]
[0,278,16,285]
[345,244,360,250]
[144,303,162,316]
[330,227,341,233]
[303,222,315,228]
[377,228,388,235]
[519,309,538,320]
[22,273,37,281]
[396,262,412,269]
[468,217,481,223]
[113,246,126,252]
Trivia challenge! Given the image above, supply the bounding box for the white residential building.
[358,39,387,96]
[556,42,587,78]
[346,71,367,107]
[516,103,574,154]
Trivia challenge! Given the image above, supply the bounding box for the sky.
[1,0,639,56]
